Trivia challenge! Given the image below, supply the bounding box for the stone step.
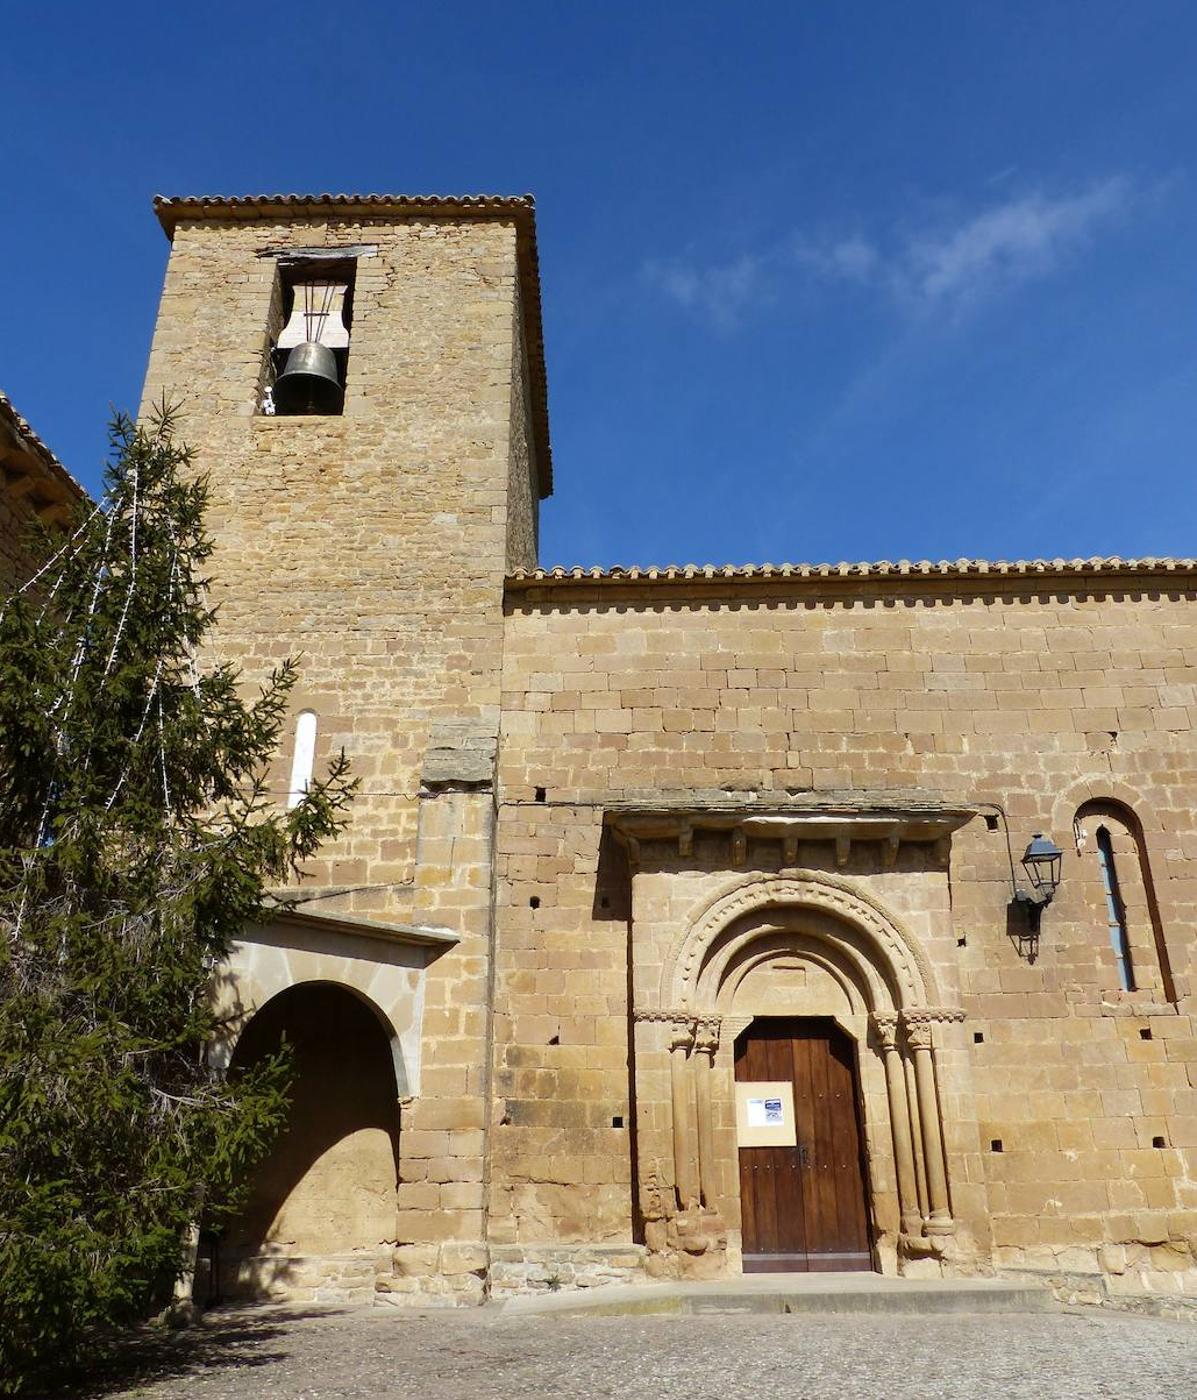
[494,1273,1053,1318]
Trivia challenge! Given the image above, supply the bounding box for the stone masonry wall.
[493,572,1197,1298]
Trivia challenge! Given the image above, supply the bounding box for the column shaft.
[880,1042,922,1235]
[911,1042,952,1230]
[669,1029,700,1210]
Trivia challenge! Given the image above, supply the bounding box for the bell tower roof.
[152,192,552,496]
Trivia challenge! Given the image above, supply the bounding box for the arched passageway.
[218,981,400,1299]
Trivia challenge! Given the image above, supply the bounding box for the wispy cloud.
[645,177,1136,327]
[897,177,1132,309]
[641,253,766,330]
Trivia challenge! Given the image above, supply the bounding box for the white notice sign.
[735,1081,797,1147]
[746,1096,785,1128]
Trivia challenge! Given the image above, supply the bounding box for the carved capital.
[669,1019,696,1053]
[901,1010,935,1051]
[693,1016,721,1057]
[870,1011,901,1051]
[901,1006,965,1047]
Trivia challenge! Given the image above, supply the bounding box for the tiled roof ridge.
[0,391,88,502]
[508,557,1197,585]
[151,192,553,499]
[153,192,536,229]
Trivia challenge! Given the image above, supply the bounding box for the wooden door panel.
[736,1018,871,1272]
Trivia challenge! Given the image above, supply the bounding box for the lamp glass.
[1022,832,1063,896]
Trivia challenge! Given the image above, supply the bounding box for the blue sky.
[3,2,1194,566]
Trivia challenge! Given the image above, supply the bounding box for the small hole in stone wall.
[1153,1135,1167,1149]
[548,1034,559,1045]
[612,1115,625,1129]
[1140,1027,1153,1040]
[529,896,540,909]
[990,1139,1003,1153]
[973,1031,985,1044]
[984,814,1000,832]
[957,935,967,948]
[534,786,547,803]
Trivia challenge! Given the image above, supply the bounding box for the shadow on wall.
[214,982,400,1298]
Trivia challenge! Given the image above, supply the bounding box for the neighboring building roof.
[507,557,1197,591]
[153,192,553,498]
[0,391,88,521]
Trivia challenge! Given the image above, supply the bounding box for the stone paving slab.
[86,1302,1197,1400]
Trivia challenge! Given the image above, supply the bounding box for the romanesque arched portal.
[632,872,970,1276]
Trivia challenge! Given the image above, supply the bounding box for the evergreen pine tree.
[0,407,354,1391]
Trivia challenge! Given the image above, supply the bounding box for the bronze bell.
[273,341,344,415]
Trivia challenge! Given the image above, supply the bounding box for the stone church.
[4,193,1197,1311]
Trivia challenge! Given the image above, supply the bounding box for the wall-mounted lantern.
[1012,831,1064,948]
[977,805,1066,963]
[1020,832,1064,904]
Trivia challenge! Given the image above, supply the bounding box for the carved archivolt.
[662,870,941,1012]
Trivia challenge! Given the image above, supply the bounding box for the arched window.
[287,710,318,809]
[1074,800,1174,1002]
[1094,825,1134,992]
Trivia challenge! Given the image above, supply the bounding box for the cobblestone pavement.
[88,1304,1197,1400]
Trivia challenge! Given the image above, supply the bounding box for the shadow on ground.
[71,1306,341,1399]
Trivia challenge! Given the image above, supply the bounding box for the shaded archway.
[218,981,401,1299]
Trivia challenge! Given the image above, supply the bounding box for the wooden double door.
[735,1018,872,1273]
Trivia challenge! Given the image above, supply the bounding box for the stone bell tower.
[139,194,551,1303]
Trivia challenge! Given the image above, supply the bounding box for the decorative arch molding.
[663,870,942,1012]
[1049,775,1162,838]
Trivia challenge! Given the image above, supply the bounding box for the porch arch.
[219,980,402,1300]
[211,931,421,1097]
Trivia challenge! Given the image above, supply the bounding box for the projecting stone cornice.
[606,796,974,870]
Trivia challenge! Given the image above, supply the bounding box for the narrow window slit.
[287,710,318,808]
[1095,825,1136,992]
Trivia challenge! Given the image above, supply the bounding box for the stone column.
[692,1018,721,1209]
[903,1012,953,1234]
[872,1012,922,1236]
[904,1053,930,1220]
[669,1018,700,1211]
